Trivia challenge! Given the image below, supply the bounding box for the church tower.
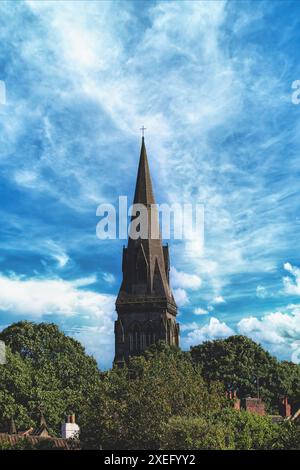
[114,137,179,366]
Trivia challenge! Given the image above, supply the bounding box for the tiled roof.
[0,433,80,449]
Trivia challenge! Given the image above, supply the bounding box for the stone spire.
[114,137,179,365]
[133,137,156,206]
[117,137,176,305]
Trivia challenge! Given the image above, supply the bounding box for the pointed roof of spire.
[117,137,176,308]
[133,137,156,206]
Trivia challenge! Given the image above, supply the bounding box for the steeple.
[133,137,156,206]
[117,137,175,303]
[114,137,179,366]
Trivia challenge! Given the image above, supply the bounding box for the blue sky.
[1,0,300,369]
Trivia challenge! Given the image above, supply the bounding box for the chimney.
[279,397,291,418]
[61,414,80,439]
[242,397,266,416]
[9,417,17,435]
[232,390,240,411]
[226,390,241,410]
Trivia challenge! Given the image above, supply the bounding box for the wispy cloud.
[102,272,116,285]
[256,285,268,299]
[43,240,70,268]
[193,307,209,315]
[0,1,300,367]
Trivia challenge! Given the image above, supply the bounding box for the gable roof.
[0,433,80,449]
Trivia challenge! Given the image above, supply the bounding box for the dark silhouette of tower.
[114,137,179,365]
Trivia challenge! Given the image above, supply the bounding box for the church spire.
[119,137,173,300]
[114,137,179,366]
[133,137,156,206]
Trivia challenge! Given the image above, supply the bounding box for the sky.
[1,0,300,369]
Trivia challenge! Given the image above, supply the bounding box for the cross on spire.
[140,126,147,138]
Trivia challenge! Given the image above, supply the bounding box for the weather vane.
[140,126,147,138]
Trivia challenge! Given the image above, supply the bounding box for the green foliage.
[191,335,300,411]
[160,416,234,450]
[80,342,225,450]
[1,324,299,451]
[275,361,300,402]
[273,420,300,450]
[160,410,299,451]
[217,408,278,450]
[0,321,101,435]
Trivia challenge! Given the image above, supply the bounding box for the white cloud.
[193,307,209,315]
[0,272,116,368]
[170,266,202,290]
[284,262,294,273]
[181,302,300,364]
[211,295,226,305]
[2,0,292,303]
[0,272,115,319]
[237,304,300,363]
[238,316,284,344]
[283,262,300,295]
[183,317,234,347]
[0,1,298,369]
[180,322,202,332]
[291,342,300,364]
[173,288,189,307]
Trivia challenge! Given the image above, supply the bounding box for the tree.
[190,335,300,412]
[80,343,225,450]
[160,416,234,450]
[273,420,300,450]
[0,321,101,435]
[218,408,279,450]
[1,323,299,450]
[275,361,300,406]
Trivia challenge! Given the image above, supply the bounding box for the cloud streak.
[0,1,300,367]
